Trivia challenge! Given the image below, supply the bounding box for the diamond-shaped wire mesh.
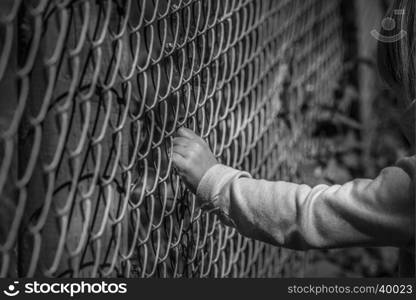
[0,0,343,277]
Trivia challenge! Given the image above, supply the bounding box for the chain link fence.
[0,0,343,277]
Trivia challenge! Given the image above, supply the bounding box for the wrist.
[196,164,249,205]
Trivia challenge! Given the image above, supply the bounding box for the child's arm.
[172,128,415,250]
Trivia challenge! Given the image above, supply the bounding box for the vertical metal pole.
[355,0,384,177]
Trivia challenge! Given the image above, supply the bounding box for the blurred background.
[303,0,413,277]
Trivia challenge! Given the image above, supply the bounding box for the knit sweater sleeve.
[196,158,415,250]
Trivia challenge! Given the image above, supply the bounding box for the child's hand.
[172,128,218,193]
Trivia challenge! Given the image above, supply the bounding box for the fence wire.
[0,0,343,277]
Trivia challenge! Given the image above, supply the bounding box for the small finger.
[173,137,189,146]
[172,153,188,170]
[177,127,198,140]
[172,145,188,157]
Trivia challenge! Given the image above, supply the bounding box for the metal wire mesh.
[0,0,343,277]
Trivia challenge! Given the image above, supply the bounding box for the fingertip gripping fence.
[0,0,343,277]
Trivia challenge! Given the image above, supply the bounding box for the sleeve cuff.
[196,164,251,206]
